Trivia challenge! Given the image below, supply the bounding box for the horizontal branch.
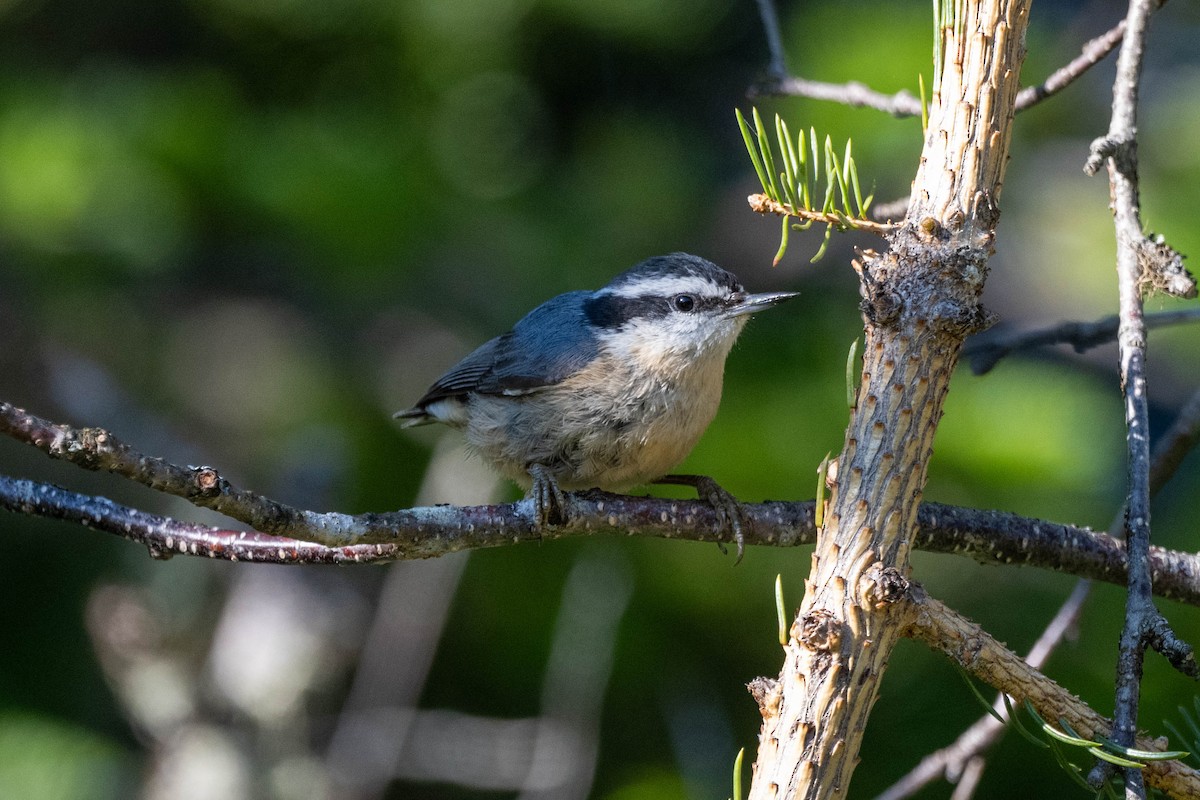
[913,504,1200,606]
[964,307,1200,375]
[3,468,1199,607]
[751,76,923,117]
[3,402,1199,600]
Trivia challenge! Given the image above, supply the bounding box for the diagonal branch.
[878,381,1200,799]
[753,0,788,81]
[902,585,1200,800]
[876,580,1093,800]
[1013,20,1125,110]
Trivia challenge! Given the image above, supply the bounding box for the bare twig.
[752,20,1124,118]
[948,757,987,800]
[964,307,1200,375]
[1085,0,1199,794]
[1150,388,1200,492]
[751,76,923,117]
[753,0,788,81]
[0,476,407,564]
[1013,20,1125,111]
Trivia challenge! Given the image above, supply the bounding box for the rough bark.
[747,1,1032,796]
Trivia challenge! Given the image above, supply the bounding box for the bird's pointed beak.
[725,290,799,318]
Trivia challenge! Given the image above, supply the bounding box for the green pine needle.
[1095,735,1188,762]
[775,574,787,646]
[736,109,772,196]
[815,453,831,529]
[774,215,789,266]
[810,224,833,263]
[845,338,859,408]
[731,747,745,800]
[1004,695,1050,749]
[737,106,883,263]
[753,107,780,200]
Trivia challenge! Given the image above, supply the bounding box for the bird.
[395,252,797,559]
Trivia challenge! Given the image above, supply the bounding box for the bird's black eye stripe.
[584,293,667,328]
[584,291,729,329]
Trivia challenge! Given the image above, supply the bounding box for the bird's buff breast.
[463,352,726,491]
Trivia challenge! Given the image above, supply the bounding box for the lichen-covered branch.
[6,402,1200,603]
[6,470,1200,605]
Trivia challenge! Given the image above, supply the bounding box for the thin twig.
[752,20,1124,118]
[964,307,1200,375]
[1013,20,1125,111]
[1149,388,1200,493]
[748,193,896,235]
[1086,0,1199,794]
[0,476,406,563]
[948,757,987,800]
[751,76,923,117]
[753,0,788,81]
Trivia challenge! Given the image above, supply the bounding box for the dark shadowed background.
[2,0,1200,797]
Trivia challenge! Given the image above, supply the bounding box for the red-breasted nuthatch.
[395,253,797,558]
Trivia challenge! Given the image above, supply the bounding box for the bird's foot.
[655,474,747,564]
[528,463,568,527]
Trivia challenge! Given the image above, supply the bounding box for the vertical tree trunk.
[747,2,1032,797]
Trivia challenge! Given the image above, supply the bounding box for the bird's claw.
[657,474,747,564]
[528,463,568,527]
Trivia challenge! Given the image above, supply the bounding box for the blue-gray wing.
[413,290,598,407]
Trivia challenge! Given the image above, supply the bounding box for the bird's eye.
[672,294,696,312]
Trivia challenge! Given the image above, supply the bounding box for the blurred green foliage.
[2,0,1200,798]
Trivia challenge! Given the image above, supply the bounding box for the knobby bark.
[747,1,1032,797]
